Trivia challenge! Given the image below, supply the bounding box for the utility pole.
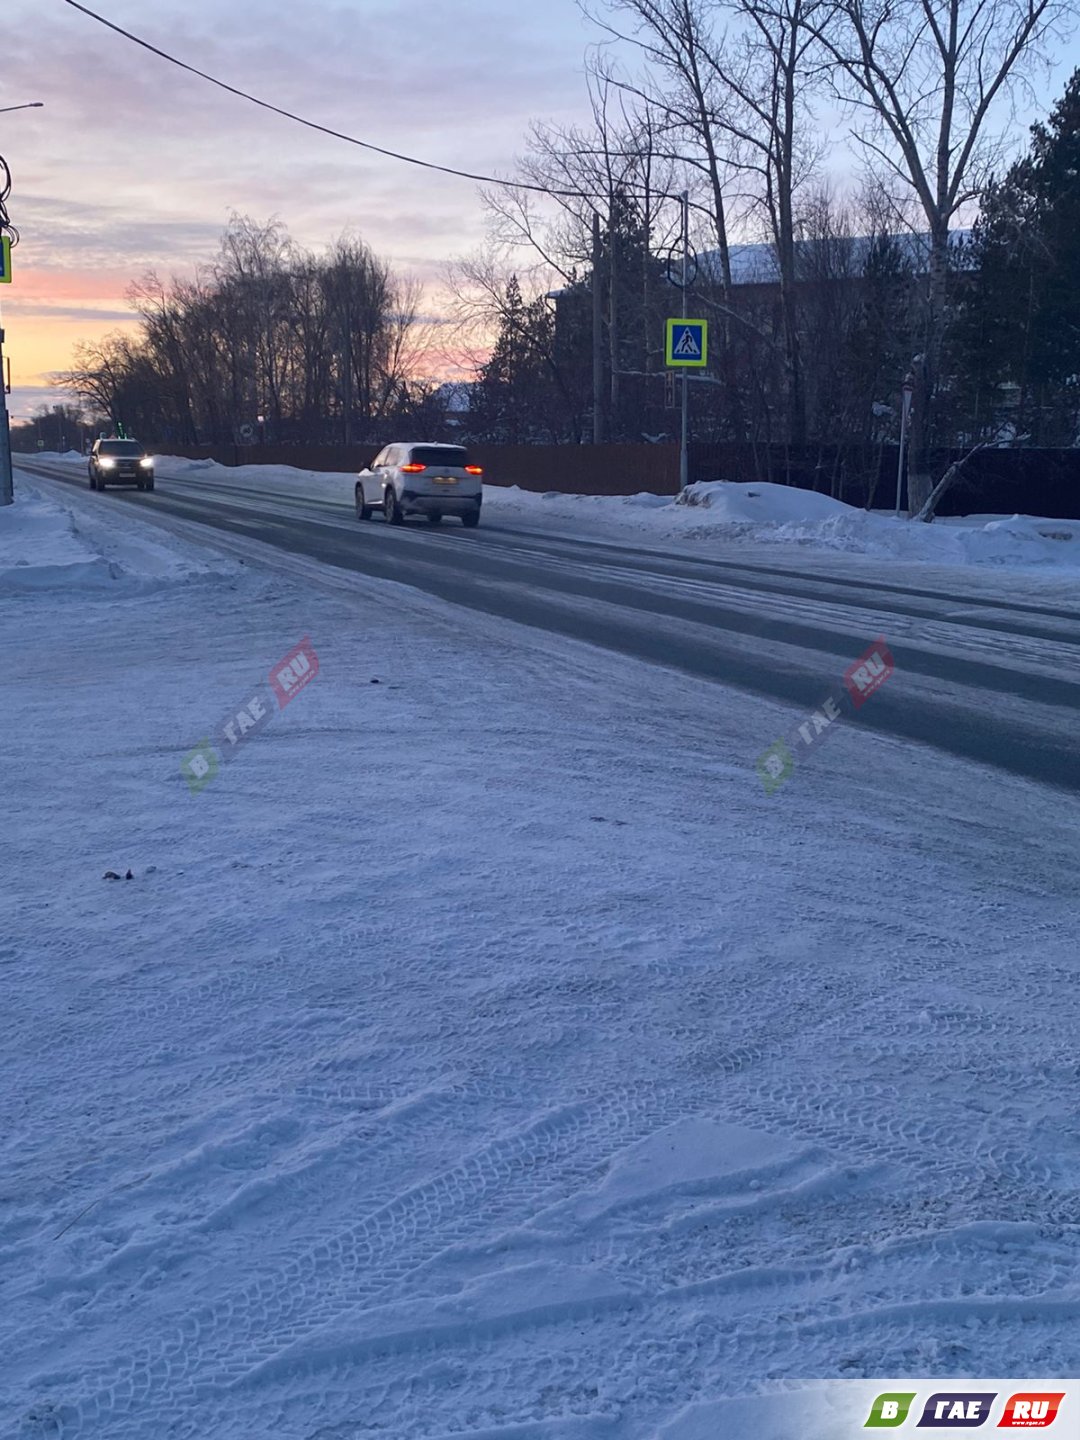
[1,106,44,505]
[0,315,12,505]
[894,371,914,519]
[592,211,604,444]
[679,190,690,493]
[342,286,354,447]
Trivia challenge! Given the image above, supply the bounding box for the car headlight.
[140,458,154,468]
[99,458,116,469]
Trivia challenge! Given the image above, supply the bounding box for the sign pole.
[679,190,689,494]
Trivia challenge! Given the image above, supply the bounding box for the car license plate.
[433,476,457,485]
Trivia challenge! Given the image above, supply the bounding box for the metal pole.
[342,292,353,447]
[0,315,13,505]
[592,211,604,445]
[679,190,689,493]
[894,374,913,519]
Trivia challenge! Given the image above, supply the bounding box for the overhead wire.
[61,0,628,203]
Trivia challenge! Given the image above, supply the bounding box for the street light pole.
[0,103,44,115]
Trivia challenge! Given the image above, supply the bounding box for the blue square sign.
[666,317,707,367]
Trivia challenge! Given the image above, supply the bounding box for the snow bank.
[0,488,118,591]
[0,481,236,592]
[676,478,851,523]
[34,453,1080,572]
[489,478,1080,570]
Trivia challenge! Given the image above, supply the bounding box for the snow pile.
[0,481,236,591]
[0,487,118,591]
[488,478,1080,570]
[957,513,1080,565]
[768,502,1080,567]
[676,478,850,523]
[674,481,1080,568]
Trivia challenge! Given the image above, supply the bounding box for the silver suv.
[356,444,483,527]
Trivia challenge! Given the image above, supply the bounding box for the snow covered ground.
[3,476,1079,1439]
[39,450,1080,575]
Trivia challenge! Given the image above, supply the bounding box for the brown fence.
[161,442,681,496]
[156,440,1080,516]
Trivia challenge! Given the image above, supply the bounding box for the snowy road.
[19,455,1080,792]
[3,472,1079,1439]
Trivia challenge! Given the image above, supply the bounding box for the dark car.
[88,438,155,491]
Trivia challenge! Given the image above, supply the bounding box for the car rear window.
[99,441,143,456]
[409,447,467,468]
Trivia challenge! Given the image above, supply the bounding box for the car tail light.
[465,465,483,475]
[400,463,425,473]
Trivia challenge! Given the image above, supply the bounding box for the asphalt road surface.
[17,457,1080,793]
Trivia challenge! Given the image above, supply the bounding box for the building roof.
[696,230,973,286]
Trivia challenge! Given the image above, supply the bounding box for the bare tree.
[811,0,1072,512]
[459,75,682,440]
[60,218,427,446]
[588,0,826,444]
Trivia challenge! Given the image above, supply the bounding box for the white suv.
[356,443,483,528]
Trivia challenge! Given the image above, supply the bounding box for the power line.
[61,0,599,201]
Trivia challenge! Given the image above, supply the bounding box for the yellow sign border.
[0,235,12,285]
[666,317,708,368]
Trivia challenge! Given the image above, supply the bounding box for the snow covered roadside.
[4,476,1080,1438]
[38,451,1080,575]
[0,480,236,593]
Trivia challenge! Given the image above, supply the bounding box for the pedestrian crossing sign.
[0,236,12,285]
[666,318,707,368]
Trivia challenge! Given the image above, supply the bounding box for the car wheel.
[88,471,97,490]
[461,509,480,528]
[98,476,107,491]
[355,486,372,521]
[144,480,155,492]
[384,488,404,525]
[427,512,442,525]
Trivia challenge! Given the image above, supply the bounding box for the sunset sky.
[1,0,595,421]
[3,0,1079,425]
